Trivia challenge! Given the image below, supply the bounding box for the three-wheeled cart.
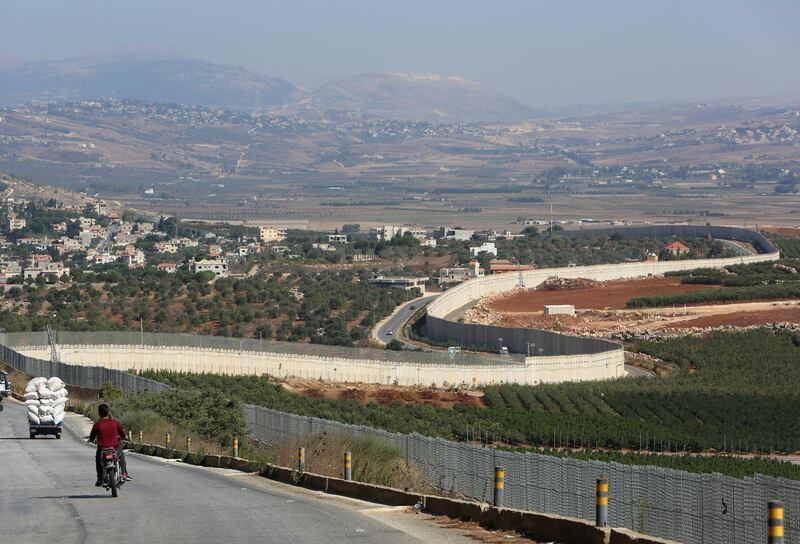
[30,421,62,439]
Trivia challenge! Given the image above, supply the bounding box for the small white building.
[328,234,348,244]
[470,242,497,258]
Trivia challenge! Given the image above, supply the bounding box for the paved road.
[376,295,438,345]
[0,400,464,544]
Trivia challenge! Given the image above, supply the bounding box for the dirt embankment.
[279,378,485,408]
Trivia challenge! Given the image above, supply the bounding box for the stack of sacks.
[24,377,68,425]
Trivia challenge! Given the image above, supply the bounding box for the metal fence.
[0,343,169,394]
[245,404,799,544]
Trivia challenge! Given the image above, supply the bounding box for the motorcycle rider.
[88,403,131,485]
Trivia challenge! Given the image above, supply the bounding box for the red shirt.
[89,418,125,449]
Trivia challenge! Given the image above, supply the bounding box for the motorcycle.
[99,445,125,497]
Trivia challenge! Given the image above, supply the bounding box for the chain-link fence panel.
[244,403,800,544]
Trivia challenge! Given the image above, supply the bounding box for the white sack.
[27,412,40,425]
[39,398,54,406]
[37,386,56,399]
[52,397,67,408]
[39,414,54,424]
[23,392,39,400]
[25,399,41,407]
[25,377,47,393]
[46,377,65,392]
[54,388,68,398]
[38,405,53,415]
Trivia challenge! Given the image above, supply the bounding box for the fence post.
[186,436,191,452]
[768,500,784,544]
[139,430,143,443]
[494,466,505,507]
[165,432,171,450]
[127,430,132,442]
[298,447,305,472]
[596,477,609,527]
[344,451,352,481]
[233,437,239,458]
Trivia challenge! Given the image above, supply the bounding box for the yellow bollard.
[232,437,239,458]
[139,430,143,443]
[768,500,784,544]
[165,432,171,450]
[344,451,352,481]
[596,478,609,527]
[186,436,192,452]
[298,447,305,472]
[494,466,505,507]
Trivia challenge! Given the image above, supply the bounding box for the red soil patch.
[670,307,800,328]
[488,277,717,311]
[763,227,800,239]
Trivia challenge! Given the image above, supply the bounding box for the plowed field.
[487,277,715,311]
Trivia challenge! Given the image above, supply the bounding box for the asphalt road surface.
[0,399,468,544]
[377,295,438,345]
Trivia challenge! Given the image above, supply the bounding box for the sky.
[2,0,798,107]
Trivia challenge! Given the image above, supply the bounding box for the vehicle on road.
[408,305,416,310]
[99,445,125,497]
[30,421,62,439]
[0,371,10,397]
[386,330,393,336]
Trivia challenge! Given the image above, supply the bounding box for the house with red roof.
[664,241,691,256]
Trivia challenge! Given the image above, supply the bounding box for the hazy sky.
[3,0,798,106]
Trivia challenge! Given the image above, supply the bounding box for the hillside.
[0,56,301,110]
[293,72,540,123]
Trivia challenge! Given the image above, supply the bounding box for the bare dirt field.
[764,227,800,239]
[485,277,715,311]
[278,378,486,409]
[466,277,800,334]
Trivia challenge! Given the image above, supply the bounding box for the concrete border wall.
[11,342,621,387]
[425,226,779,366]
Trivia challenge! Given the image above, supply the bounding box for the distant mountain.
[293,72,540,123]
[0,56,301,110]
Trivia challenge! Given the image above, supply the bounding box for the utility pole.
[140,318,144,347]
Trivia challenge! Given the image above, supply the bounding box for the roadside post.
[344,451,352,480]
[494,466,505,507]
[596,477,609,527]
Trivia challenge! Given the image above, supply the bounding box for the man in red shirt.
[88,403,131,485]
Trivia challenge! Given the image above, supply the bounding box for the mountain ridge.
[0,56,540,122]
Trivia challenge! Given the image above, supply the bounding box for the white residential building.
[470,242,497,257]
[193,258,228,278]
[23,262,70,281]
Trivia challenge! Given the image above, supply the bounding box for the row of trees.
[0,265,414,346]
